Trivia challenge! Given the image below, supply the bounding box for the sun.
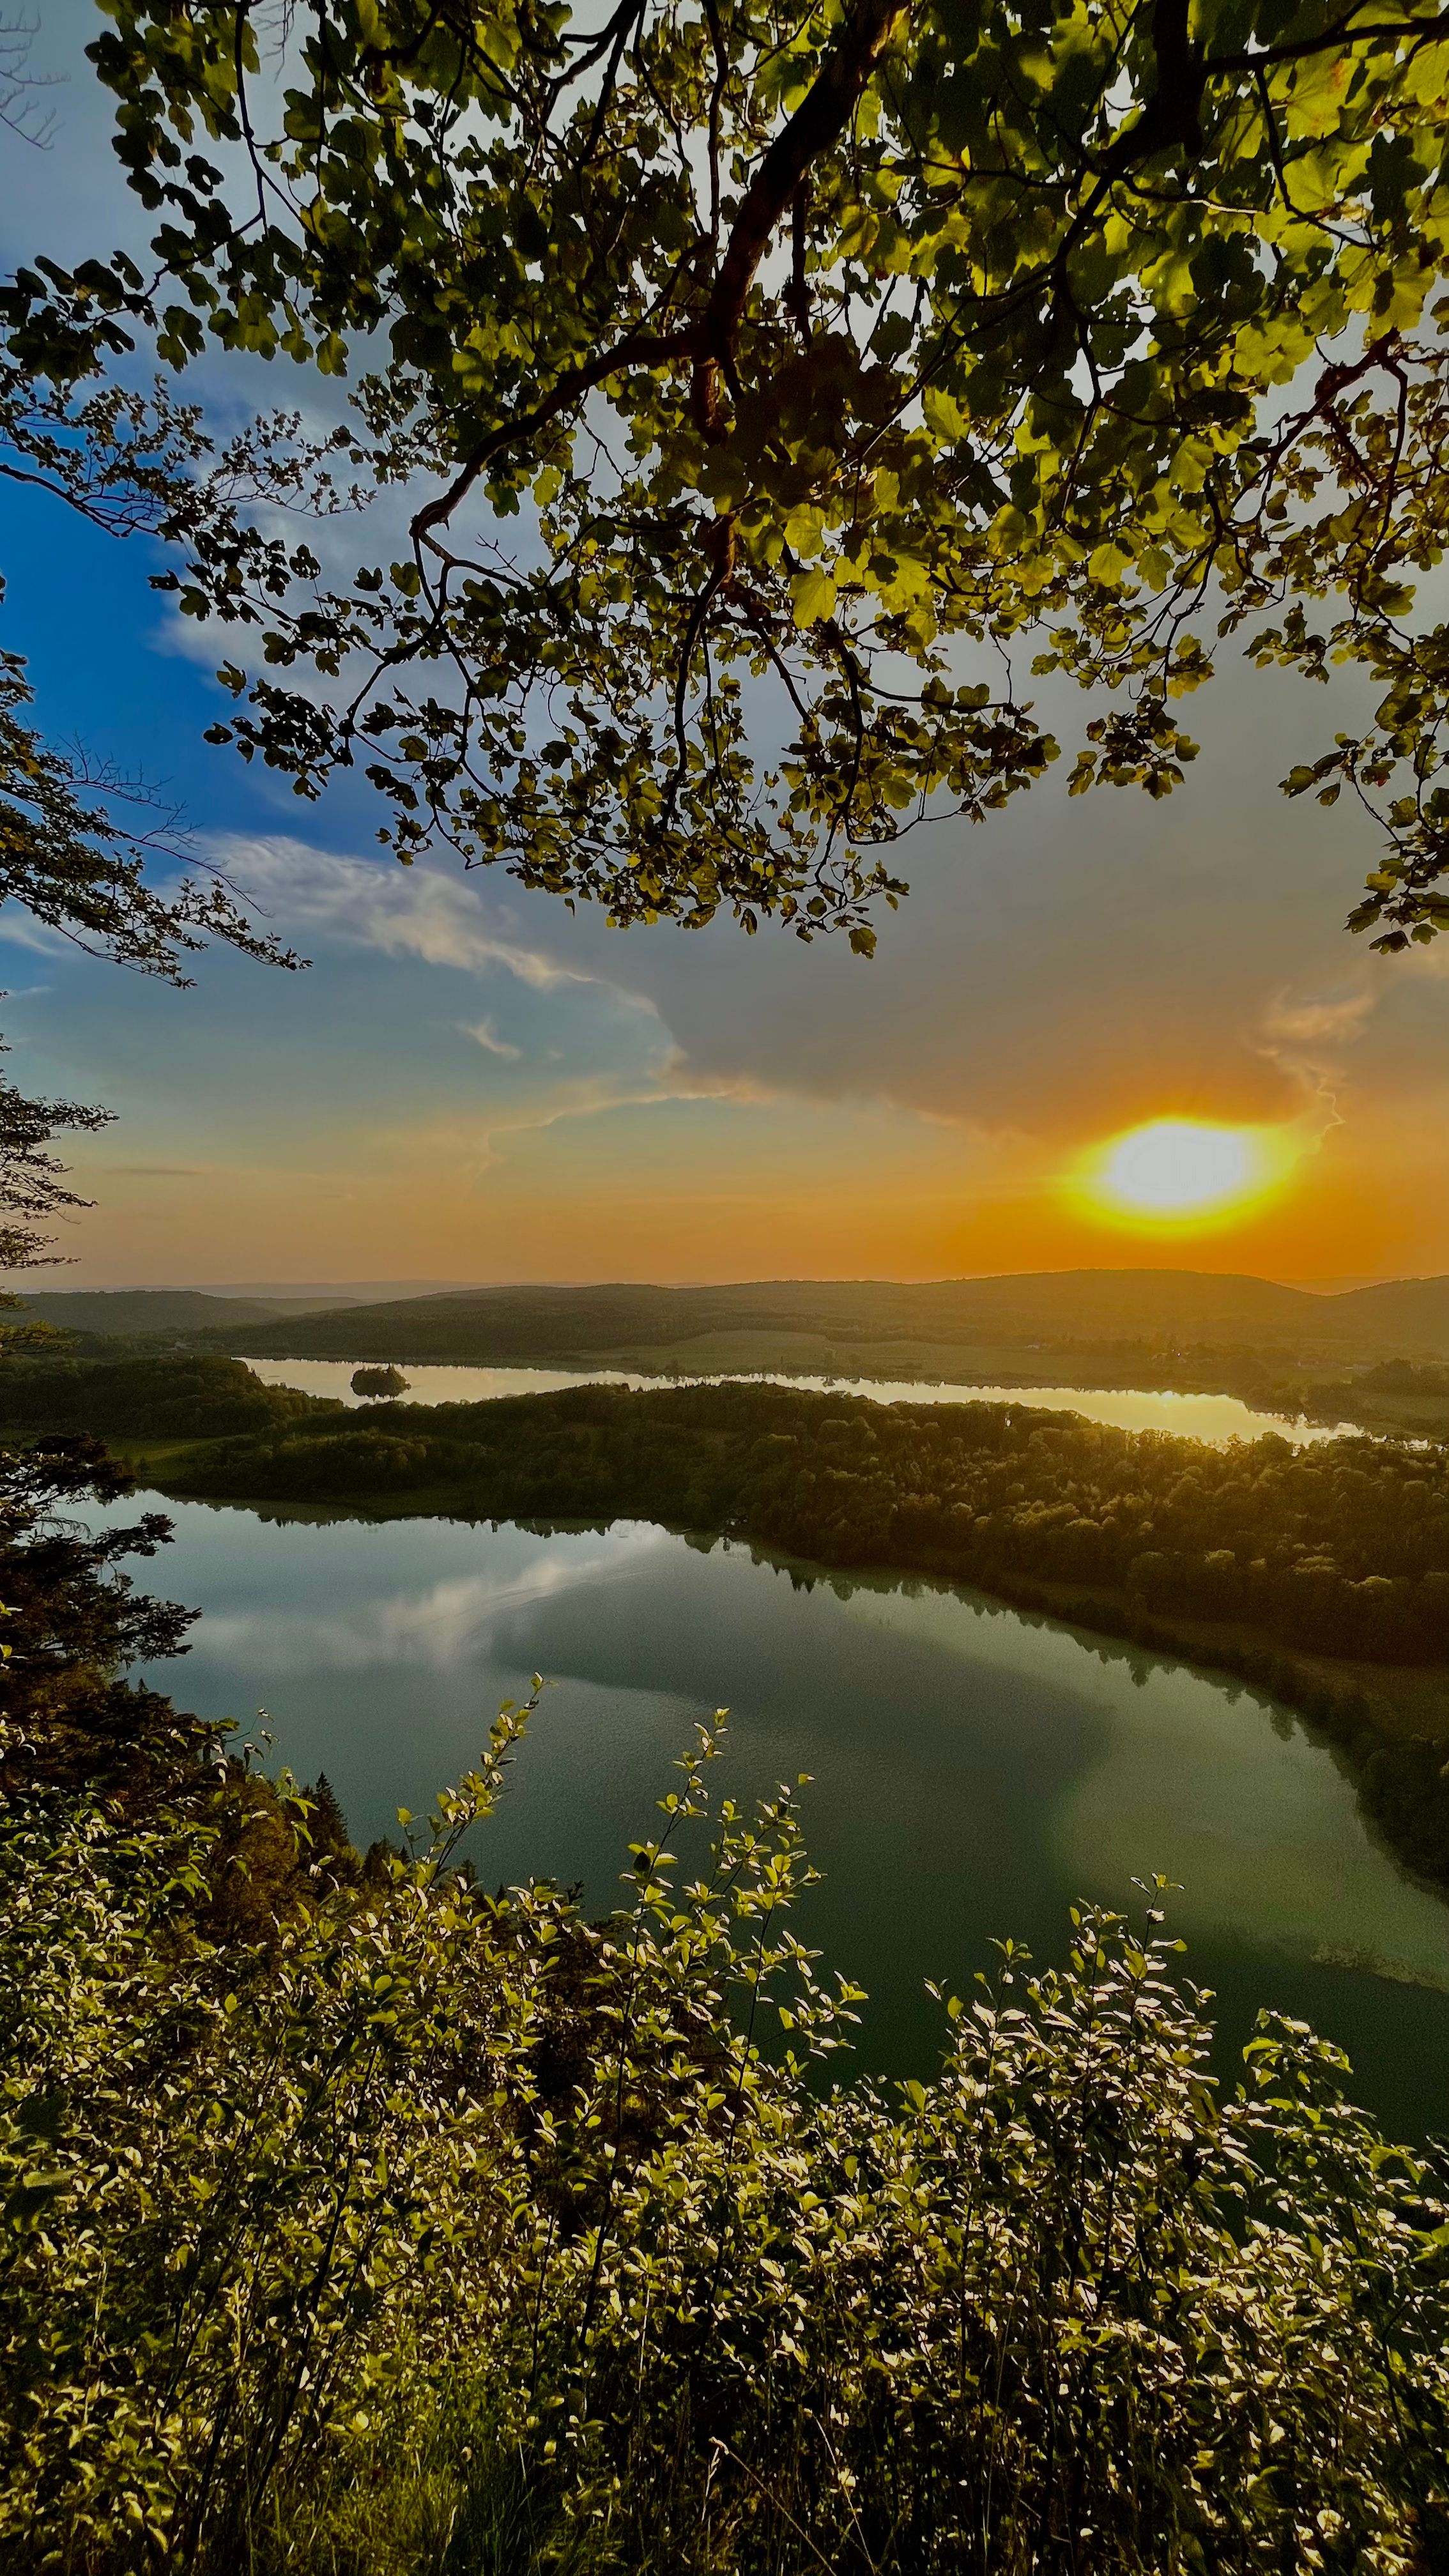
[1068,1119,1297,1232]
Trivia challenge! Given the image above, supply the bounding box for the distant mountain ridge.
[204,1269,1449,1365]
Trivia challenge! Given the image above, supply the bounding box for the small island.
[350,1365,410,1399]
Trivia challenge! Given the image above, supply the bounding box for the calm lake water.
[102,1496,1449,2138]
[240,1358,1353,1448]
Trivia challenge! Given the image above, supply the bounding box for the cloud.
[0,917,73,961]
[369,1071,709,1179]
[1255,983,1379,1140]
[464,1016,523,1061]
[1259,989,1377,1054]
[202,833,616,992]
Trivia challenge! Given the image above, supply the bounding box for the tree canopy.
[1,0,1443,948]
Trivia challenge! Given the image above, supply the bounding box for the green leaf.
[791,568,837,627]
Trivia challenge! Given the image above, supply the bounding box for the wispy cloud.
[0,917,72,960]
[201,834,616,992]
[366,1052,787,1182]
[1255,983,1377,1140]
[1260,990,1377,1054]
[464,1016,523,1061]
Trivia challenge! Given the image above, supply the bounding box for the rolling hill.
[216,1270,1449,1368]
[12,1289,361,1337]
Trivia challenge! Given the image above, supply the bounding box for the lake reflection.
[104,1498,1449,2137]
[239,1356,1352,1448]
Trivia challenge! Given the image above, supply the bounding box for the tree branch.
[413,0,913,546]
[410,326,698,552]
[1101,0,1203,174]
[705,0,912,353]
[1208,8,1449,76]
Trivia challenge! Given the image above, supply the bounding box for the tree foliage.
[352,1362,411,1396]
[0,1344,339,1438]
[15,0,1449,945]
[0,1045,110,1271]
[0,1429,198,1804]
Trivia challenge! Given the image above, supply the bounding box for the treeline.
[1031,1333,1416,1429]
[4,1429,1449,2574]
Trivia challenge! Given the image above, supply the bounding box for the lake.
[104,1493,1449,2140]
[240,1357,1354,1448]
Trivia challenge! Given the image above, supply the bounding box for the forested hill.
[14,1289,359,1335]
[8,1355,1446,1673]
[5,1345,1449,1887]
[19,1290,292,1333]
[220,1269,1449,1368]
[148,1377,1449,1652]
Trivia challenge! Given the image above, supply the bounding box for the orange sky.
[59,1042,1449,1289]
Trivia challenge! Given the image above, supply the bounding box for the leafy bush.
[4,1704,1449,2576]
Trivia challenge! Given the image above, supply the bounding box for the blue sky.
[3,0,1447,1287]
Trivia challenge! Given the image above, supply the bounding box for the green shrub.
[4,1705,1448,2576]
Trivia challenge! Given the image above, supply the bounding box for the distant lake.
[239,1358,1354,1449]
[98,1496,1449,2139]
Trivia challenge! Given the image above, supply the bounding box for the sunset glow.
[1070,1119,1298,1232]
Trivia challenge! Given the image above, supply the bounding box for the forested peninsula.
[8,1346,1449,1889]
